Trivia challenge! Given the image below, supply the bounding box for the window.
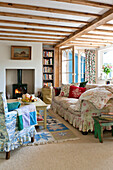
[98,49,113,79]
[62,48,86,84]
[62,49,72,84]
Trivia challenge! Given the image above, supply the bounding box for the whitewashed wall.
[0,41,42,95]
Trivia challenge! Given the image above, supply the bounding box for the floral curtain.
[85,49,96,84]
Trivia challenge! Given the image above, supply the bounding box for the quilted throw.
[79,86,113,110]
[16,104,37,131]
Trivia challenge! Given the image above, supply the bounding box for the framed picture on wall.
[11,46,31,60]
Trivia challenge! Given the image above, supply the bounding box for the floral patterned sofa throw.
[0,92,36,159]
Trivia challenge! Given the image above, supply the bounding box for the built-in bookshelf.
[43,48,54,87]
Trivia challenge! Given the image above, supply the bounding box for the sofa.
[51,84,113,134]
[0,92,37,159]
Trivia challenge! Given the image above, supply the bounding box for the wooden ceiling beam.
[94,29,113,34]
[0,38,58,44]
[68,42,106,46]
[0,11,88,25]
[80,36,113,42]
[50,0,112,8]
[71,40,112,44]
[0,19,72,33]
[0,13,78,30]
[85,33,113,38]
[76,37,113,42]
[102,23,113,28]
[64,44,100,48]
[55,7,113,47]
[0,2,100,18]
[0,25,72,34]
[0,30,65,38]
[0,34,61,40]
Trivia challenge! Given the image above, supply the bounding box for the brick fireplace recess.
[12,69,27,99]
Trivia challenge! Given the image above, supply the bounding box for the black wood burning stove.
[12,69,27,99]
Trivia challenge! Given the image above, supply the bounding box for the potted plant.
[102,64,112,80]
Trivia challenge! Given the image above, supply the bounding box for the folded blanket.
[79,86,113,109]
[73,86,113,112]
[7,102,21,112]
[16,104,37,131]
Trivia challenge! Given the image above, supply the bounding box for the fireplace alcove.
[6,69,35,99]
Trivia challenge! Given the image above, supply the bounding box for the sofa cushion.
[59,84,70,97]
[69,85,86,99]
[60,98,78,109]
[68,105,81,116]
[54,96,69,104]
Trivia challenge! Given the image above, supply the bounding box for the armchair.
[0,92,37,159]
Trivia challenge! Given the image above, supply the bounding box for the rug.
[34,110,79,145]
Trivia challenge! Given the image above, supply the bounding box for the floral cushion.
[69,86,86,99]
[59,84,70,97]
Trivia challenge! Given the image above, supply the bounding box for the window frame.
[98,48,113,80]
[61,46,85,84]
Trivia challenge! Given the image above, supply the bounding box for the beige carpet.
[1,109,113,170]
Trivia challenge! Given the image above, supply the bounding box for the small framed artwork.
[11,46,31,60]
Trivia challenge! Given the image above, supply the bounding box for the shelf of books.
[43,48,54,87]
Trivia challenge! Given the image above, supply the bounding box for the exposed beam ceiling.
[0,12,87,25]
[64,44,100,48]
[0,30,65,38]
[85,33,113,38]
[0,25,72,34]
[0,2,100,18]
[76,37,113,42]
[80,36,113,42]
[71,40,112,44]
[0,38,58,43]
[0,0,113,49]
[0,34,61,40]
[0,16,78,30]
[55,7,113,47]
[50,0,112,8]
[94,29,113,34]
[67,42,106,46]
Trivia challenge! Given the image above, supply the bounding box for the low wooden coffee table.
[33,99,47,129]
[7,98,47,129]
[93,116,113,143]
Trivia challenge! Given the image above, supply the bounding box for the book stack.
[43,74,53,80]
[43,51,53,57]
[43,59,53,65]
[43,67,53,73]
[43,82,52,87]
[99,112,113,121]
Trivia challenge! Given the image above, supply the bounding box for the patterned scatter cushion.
[53,87,61,96]
[79,81,88,88]
[59,84,70,97]
[69,85,86,99]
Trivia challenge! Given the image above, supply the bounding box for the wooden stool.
[93,116,113,143]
